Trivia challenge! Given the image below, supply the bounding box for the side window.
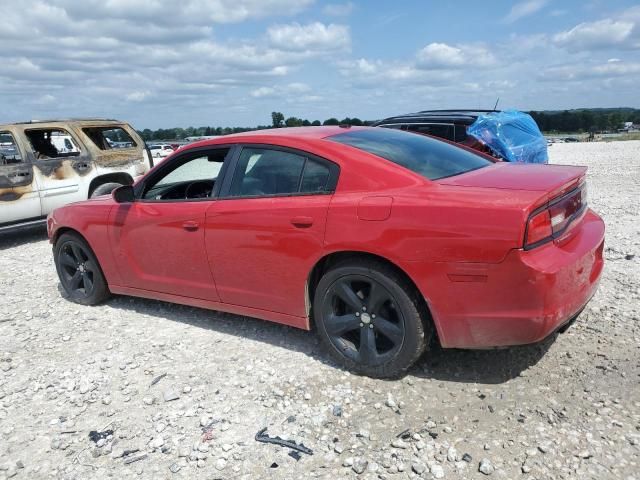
[0,131,22,165]
[82,127,137,150]
[229,148,306,197]
[142,148,229,200]
[300,158,330,193]
[408,124,455,141]
[25,128,81,159]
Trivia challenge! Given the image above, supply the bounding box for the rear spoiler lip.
[529,168,587,213]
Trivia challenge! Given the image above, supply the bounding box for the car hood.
[437,163,586,192]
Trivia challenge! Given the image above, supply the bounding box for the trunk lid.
[437,163,586,196]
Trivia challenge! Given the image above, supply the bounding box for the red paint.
[48,126,605,348]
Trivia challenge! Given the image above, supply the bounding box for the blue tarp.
[467,110,548,164]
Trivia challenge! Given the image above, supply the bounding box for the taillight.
[525,210,552,246]
[524,184,587,249]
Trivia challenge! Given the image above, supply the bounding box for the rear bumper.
[412,209,605,348]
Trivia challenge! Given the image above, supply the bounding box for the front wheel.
[54,233,111,305]
[313,259,432,378]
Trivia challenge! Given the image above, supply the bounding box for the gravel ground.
[1,141,638,480]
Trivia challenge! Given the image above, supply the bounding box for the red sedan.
[47,126,605,378]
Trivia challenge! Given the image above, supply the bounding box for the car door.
[22,126,92,214]
[205,145,339,317]
[109,147,232,300]
[0,129,41,225]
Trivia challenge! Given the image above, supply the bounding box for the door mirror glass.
[113,185,135,203]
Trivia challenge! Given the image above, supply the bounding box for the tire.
[90,182,123,198]
[313,258,432,378]
[54,232,111,305]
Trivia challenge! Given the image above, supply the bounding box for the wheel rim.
[322,274,405,367]
[58,241,96,297]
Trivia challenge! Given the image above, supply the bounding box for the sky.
[1,0,639,129]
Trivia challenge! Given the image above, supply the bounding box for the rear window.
[329,128,490,180]
[82,127,137,150]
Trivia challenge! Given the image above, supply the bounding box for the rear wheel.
[314,259,431,378]
[54,233,111,305]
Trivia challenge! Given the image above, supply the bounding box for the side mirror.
[112,185,135,203]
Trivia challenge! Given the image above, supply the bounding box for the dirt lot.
[1,141,638,480]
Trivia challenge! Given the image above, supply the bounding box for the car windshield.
[328,128,491,180]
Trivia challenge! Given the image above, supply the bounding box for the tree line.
[137,108,640,141]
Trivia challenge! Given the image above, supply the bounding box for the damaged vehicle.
[372,109,549,164]
[48,126,604,378]
[0,119,152,232]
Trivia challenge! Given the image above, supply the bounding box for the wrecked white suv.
[0,119,152,232]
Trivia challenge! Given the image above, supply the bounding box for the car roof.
[373,110,499,126]
[1,118,126,128]
[187,126,362,148]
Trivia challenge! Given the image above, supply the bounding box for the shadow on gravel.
[103,294,556,385]
[0,225,48,250]
[411,336,556,384]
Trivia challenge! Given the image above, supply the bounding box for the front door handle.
[182,221,199,231]
[290,216,313,228]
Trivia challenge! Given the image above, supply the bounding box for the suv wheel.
[313,259,431,378]
[54,233,111,305]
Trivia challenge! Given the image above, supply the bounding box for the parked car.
[48,126,604,378]
[0,119,152,232]
[372,109,548,163]
[148,144,175,159]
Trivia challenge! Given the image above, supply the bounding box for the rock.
[102,396,112,405]
[332,404,342,417]
[431,464,445,479]
[447,445,458,462]
[215,458,226,470]
[343,457,354,467]
[150,437,164,450]
[169,463,181,473]
[178,446,190,458]
[352,458,368,474]
[199,415,211,427]
[412,462,426,474]
[182,385,192,393]
[163,390,180,402]
[462,453,473,463]
[386,394,397,408]
[479,458,494,475]
[391,439,409,449]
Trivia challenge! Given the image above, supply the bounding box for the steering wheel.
[184,180,213,199]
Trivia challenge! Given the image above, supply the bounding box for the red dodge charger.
[47,126,604,378]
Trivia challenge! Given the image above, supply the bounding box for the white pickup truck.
[0,119,153,231]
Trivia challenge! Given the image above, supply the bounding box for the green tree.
[323,117,339,125]
[271,112,285,128]
[285,117,303,127]
[311,120,321,126]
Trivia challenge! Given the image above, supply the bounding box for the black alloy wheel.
[314,259,431,378]
[322,274,404,366]
[54,233,110,305]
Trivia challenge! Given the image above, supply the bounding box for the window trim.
[134,144,236,203]
[218,144,340,200]
[0,130,25,165]
[24,127,84,161]
[81,126,139,151]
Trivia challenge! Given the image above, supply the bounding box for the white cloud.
[267,22,350,52]
[553,19,635,51]
[126,90,152,102]
[323,2,354,16]
[503,0,548,23]
[250,87,277,98]
[416,43,496,69]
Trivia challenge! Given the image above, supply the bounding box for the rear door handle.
[182,221,200,231]
[290,216,313,228]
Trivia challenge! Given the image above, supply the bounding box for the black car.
[371,109,498,144]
